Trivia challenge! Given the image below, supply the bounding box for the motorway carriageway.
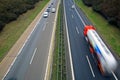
[2,0,59,80]
[64,0,120,80]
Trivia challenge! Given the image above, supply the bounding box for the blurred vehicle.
[46,8,50,12]
[83,25,117,76]
[51,8,56,13]
[71,4,75,9]
[51,2,53,5]
[43,12,48,18]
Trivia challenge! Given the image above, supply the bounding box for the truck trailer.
[83,25,117,75]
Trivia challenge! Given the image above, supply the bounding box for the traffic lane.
[69,0,92,25]
[70,1,119,79]
[75,5,92,25]
[64,0,116,80]
[71,6,116,80]
[24,26,51,80]
[74,2,120,79]
[64,1,95,79]
[24,2,58,80]
[4,14,48,80]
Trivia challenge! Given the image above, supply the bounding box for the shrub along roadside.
[0,0,43,31]
[82,0,120,28]
[51,1,66,79]
[75,0,120,56]
[0,0,49,61]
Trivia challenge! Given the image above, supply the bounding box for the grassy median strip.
[75,0,120,56]
[51,1,66,80]
[0,0,49,61]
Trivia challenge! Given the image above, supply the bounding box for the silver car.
[43,12,48,18]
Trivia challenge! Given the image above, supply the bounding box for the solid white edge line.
[112,71,118,80]
[73,0,119,79]
[64,1,75,80]
[76,26,79,34]
[2,3,45,80]
[86,55,95,77]
[44,0,59,80]
[72,0,86,26]
[30,48,37,64]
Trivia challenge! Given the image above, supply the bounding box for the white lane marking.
[76,26,79,34]
[72,0,86,26]
[86,55,95,77]
[64,1,75,80]
[72,15,74,18]
[43,22,48,31]
[30,48,37,64]
[112,71,118,80]
[74,7,85,26]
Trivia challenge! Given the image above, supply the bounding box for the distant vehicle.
[51,8,56,13]
[46,8,50,12]
[51,2,53,5]
[83,25,117,75]
[48,6,51,8]
[43,12,48,18]
[71,5,75,9]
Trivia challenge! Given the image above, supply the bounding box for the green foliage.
[0,0,49,61]
[75,0,120,56]
[82,0,120,28]
[0,0,42,31]
[82,0,92,6]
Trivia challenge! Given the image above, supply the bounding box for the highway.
[63,0,120,80]
[3,0,59,80]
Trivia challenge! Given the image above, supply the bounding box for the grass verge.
[0,0,49,61]
[75,0,120,56]
[51,1,66,80]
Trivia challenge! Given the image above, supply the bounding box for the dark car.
[46,8,50,12]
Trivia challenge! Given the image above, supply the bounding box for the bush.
[0,0,41,31]
[82,0,92,6]
[82,0,120,29]
[0,21,5,31]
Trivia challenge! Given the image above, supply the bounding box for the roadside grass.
[51,5,60,80]
[0,0,49,61]
[75,0,120,56]
[51,1,66,80]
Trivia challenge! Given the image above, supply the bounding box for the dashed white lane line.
[76,26,79,34]
[30,48,37,64]
[112,71,118,80]
[2,3,46,79]
[43,22,48,31]
[72,15,74,18]
[86,55,95,77]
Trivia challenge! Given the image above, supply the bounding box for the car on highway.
[51,2,53,5]
[43,12,48,18]
[51,8,56,13]
[46,8,50,12]
[71,4,75,9]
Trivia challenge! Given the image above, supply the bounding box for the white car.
[51,8,56,13]
[43,12,48,18]
[72,5,75,9]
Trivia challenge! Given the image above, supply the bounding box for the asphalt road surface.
[63,0,120,80]
[3,0,59,80]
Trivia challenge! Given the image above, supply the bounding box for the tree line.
[82,0,120,28]
[0,0,42,31]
